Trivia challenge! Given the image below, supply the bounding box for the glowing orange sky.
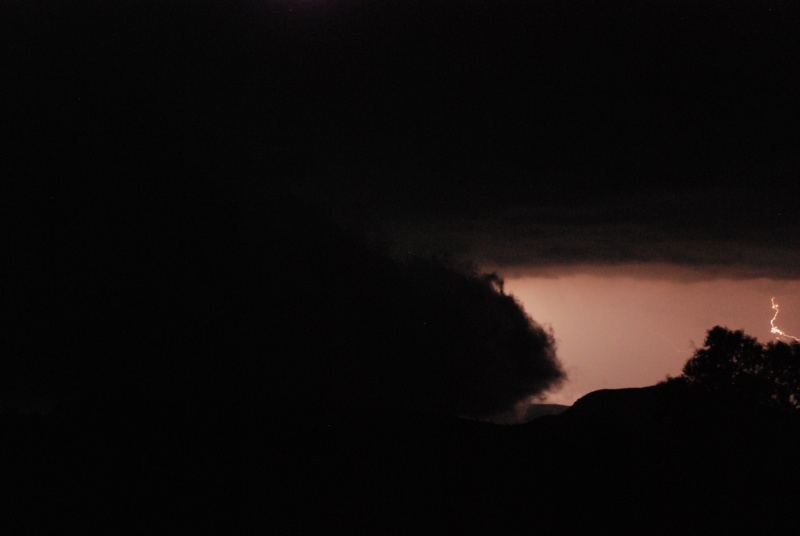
[503,267,800,405]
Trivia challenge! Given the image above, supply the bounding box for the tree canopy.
[680,326,800,411]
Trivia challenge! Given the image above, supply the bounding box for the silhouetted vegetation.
[672,326,800,412]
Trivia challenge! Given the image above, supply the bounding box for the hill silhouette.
[4,381,799,534]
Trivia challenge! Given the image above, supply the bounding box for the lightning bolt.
[770,297,800,342]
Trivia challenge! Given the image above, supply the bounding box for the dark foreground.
[4,383,799,534]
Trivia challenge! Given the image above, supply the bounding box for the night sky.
[4,0,800,413]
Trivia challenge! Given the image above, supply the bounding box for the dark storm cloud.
[246,199,567,418]
[2,0,573,416]
[254,0,800,279]
[290,247,564,417]
[5,177,565,417]
[384,181,800,281]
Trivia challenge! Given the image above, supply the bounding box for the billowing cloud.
[5,187,564,419]
[252,201,566,418]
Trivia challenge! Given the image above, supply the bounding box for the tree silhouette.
[681,326,800,411]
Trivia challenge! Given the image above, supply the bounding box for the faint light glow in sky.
[503,268,800,405]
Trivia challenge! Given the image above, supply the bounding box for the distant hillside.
[522,403,569,421]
